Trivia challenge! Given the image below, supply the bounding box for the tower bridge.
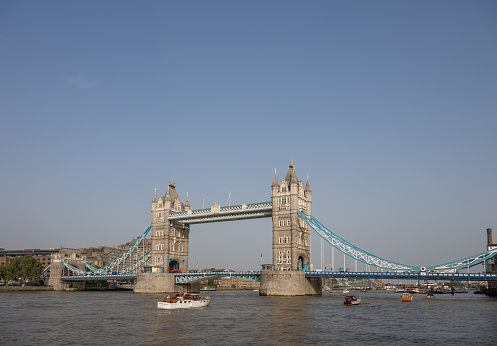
[49,159,497,295]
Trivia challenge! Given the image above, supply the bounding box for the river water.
[1,290,496,345]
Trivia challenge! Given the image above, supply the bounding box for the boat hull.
[344,296,361,305]
[157,299,193,309]
[157,294,211,309]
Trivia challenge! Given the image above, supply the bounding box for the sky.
[1,1,496,272]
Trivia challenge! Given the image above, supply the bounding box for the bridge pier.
[49,280,85,291]
[48,252,86,291]
[259,271,321,296]
[134,272,199,294]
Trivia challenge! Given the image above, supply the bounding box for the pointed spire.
[305,175,311,192]
[185,192,190,210]
[169,178,175,188]
[272,168,279,187]
[164,188,171,201]
[285,158,298,184]
[153,187,158,202]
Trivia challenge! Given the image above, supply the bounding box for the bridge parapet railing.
[175,271,261,284]
[304,271,497,281]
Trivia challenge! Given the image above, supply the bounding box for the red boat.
[344,295,361,305]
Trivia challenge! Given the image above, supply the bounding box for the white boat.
[342,290,350,294]
[157,293,211,309]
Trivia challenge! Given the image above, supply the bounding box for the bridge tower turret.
[151,179,190,273]
[271,159,312,271]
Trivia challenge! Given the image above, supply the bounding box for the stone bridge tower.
[150,179,190,273]
[271,159,312,271]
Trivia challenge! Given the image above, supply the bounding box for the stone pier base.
[259,270,322,296]
[48,279,85,291]
[484,281,497,297]
[133,272,199,294]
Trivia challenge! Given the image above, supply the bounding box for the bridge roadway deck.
[60,271,497,282]
[306,271,497,281]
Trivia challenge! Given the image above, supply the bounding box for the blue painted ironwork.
[41,264,50,275]
[60,226,151,277]
[426,249,497,272]
[305,271,497,281]
[60,270,497,282]
[61,274,137,281]
[174,271,261,284]
[298,210,419,271]
[61,260,88,275]
[89,225,151,274]
[299,210,497,273]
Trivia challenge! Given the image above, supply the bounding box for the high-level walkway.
[168,201,272,224]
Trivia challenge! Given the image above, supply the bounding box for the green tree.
[0,265,9,280]
[8,255,42,282]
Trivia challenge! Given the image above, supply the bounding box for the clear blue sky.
[1,1,496,271]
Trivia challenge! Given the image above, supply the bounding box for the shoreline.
[0,286,54,292]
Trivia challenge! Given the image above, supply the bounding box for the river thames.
[1,290,496,345]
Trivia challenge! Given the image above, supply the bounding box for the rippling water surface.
[1,290,496,345]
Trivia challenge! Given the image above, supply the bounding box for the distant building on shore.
[0,248,67,276]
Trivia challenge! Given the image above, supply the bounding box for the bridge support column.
[47,256,86,291]
[134,272,199,293]
[259,271,322,296]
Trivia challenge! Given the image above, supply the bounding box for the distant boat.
[342,289,350,294]
[200,286,216,291]
[344,295,361,305]
[426,293,435,299]
[401,293,413,302]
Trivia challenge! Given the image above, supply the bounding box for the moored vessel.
[158,292,211,309]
